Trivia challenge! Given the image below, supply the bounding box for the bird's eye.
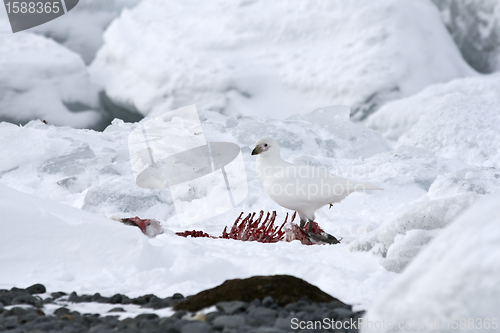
[264,144,268,147]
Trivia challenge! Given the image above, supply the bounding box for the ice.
[0,33,102,129]
[362,193,500,332]
[431,0,500,73]
[350,194,476,273]
[350,149,500,273]
[365,74,500,168]
[90,0,474,121]
[202,106,392,161]
[28,0,143,64]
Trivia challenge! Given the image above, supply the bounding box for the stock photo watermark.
[2,0,79,32]
[291,317,499,331]
[128,104,248,226]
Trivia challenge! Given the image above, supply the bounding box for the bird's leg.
[299,219,306,229]
[305,219,341,245]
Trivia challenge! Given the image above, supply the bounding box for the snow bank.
[431,0,500,73]
[0,183,395,308]
[351,158,500,273]
[350,194,476,273]
[29,0,143,64]
[0,119,173,221]
[362,193,500,332]
[0,33,102,129]
[366,74,500,167]
[90,0,473,120]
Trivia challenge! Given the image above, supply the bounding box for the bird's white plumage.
[252,137,382,223]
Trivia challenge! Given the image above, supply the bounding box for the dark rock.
[174,275,339,312]
[216,301,248,315]
[91,293,109,303]
[18,312,40,324]
[122,317,138,329]
[108,307,126,313]
[26,284,46,295]
[68,292,84,303]
[274,315,296,330]
[43,297,55,304]
[88,323,110,332]
[172,293,184,300]
[135,313,159,321]
[12,294,42,307]
[159,316,177,327]
[171,311,188,319]
[6,307,28,317]
[131,294,154,305]
[81,313,101,327]
[34,322,58,331]
[109,294,131,304]
[60,313,76,322]
[10,287,28,294]
[54,307,70,317]
[328,300,351,310]
[145,295,171,309]
[81,294,93,302]
[332,307,355,319]
[213,315,246,330]
[247,307,277,327]
[172,319,191,332]
[204,311,220,323]
[254,327,286,333]
[181,321,211,333]
[4,316,18,330]
[0,288,30,306]
[262,296,274,307]
[51,292,67,299]
[0,294,11,306]
[250,298,261,307]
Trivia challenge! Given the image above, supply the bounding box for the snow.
[366,74,500,167]
[89,0,474,120]
[0,33,102,129]
[0,183,395,309]
[362,193,500,332]
[350,194,476,273]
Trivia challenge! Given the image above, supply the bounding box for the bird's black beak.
[251,146,262,155]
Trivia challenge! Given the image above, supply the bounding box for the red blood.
[120,216,150,233]
[176,230,213,238]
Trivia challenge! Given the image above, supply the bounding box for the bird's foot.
[306,231,341,244]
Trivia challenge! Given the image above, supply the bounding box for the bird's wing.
[266,164,380,207]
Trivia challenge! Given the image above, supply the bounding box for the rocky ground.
[0,278,363,333]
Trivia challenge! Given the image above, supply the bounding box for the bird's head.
[251,137,279,157]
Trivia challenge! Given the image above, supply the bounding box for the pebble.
[216,300,248,314]
[0,283,364,332]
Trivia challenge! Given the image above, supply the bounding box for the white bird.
[251,137,382,243]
